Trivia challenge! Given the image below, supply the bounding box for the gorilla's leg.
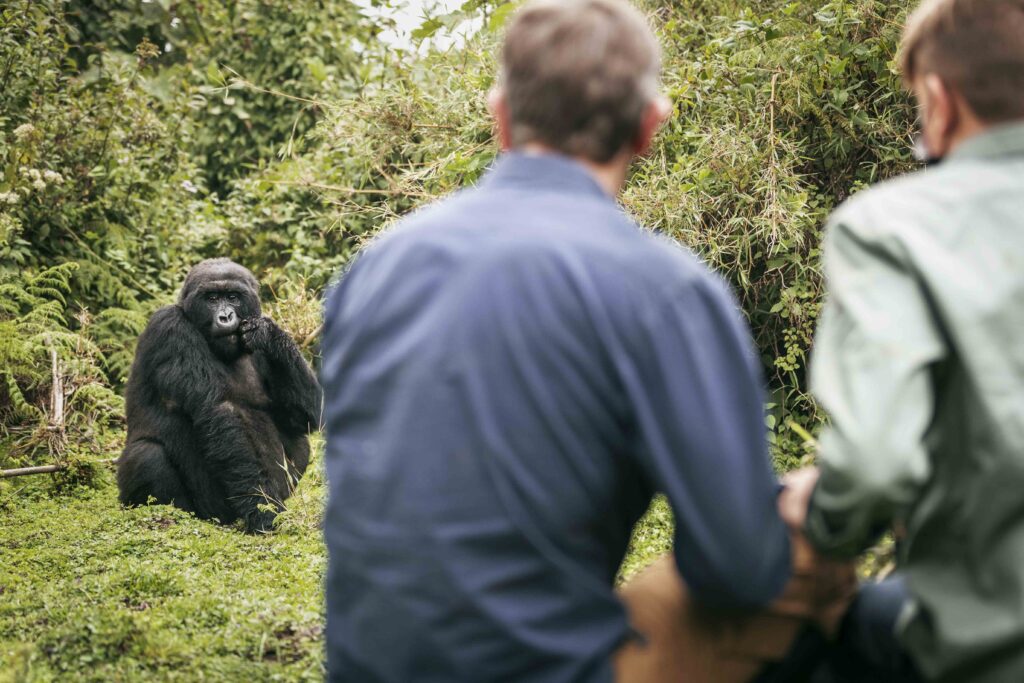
[195,402,282,532]
[117,440,194,512]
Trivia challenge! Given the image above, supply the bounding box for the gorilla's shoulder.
[137,305,199,350]
[144,305,187,331]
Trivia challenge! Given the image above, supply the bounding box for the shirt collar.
[948,120,1024,163]
[482,151,614,201]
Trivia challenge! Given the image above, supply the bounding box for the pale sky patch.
[353,0,482,51]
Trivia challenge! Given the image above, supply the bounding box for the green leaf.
[487,2,520,33]
[205,61,223,85]
[306,57,327,84]
[411,18,443,41]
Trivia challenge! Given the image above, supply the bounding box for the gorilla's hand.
[244,507,278,534]
[240,316,279,354]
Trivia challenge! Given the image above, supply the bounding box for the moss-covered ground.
[0,442,673,682]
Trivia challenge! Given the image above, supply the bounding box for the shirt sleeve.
[626,274,791,610]
[805,214,947,558]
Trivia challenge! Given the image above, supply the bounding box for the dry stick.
[43,335,68,466]
[220,67,330,108]
[267,179,433,198]
[3,341,76,480]
[0,465,65,479]
[0,458,118,479]
[49,340,64,433]
[766,70,782,245]
[300,324,323,350]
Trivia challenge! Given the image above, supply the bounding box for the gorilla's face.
[196,288,247,337]
[180,259,261,360]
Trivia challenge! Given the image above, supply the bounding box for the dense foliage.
[1,0,920,481]
[65,0,372,192]
[267,0,918,466]
[0,0,360,473]
[638,0,917,464]
[1,0,918,483]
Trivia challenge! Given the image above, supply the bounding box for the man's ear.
[918,74,959,158]
[632,95,672,157]
[488,87,514,152]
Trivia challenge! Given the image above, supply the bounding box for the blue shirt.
[321,152,791,683]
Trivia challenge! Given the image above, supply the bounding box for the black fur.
[117,259,321,533]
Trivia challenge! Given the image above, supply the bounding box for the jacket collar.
[482,151,614,201]
[948,120,1024,163]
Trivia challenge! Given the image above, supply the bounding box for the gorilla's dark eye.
[206,293,219,303]
[227,293,240,304]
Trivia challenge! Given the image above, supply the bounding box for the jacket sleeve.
[626,274,791,610]
[805,214,947,558]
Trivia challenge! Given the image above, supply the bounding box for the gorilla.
[117,259,321,533]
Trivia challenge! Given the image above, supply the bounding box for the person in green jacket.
[778,0,1024,681]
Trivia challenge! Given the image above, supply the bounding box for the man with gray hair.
[321,0,794,680]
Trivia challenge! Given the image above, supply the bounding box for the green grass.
[618,496,674,583]
[0,442,674,682]
[0,447,328,682]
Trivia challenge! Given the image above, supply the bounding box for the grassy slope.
[0,448,329,682]
[0,443,673,682]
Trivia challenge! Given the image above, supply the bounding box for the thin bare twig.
[219,66,331,108]
[0,458,117,479]
[0,465,64,479]
[268,179,433,198]
[300,324,323,349]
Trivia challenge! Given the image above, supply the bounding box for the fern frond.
[4,372,43,421]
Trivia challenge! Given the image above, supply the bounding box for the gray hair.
[500,0,662,163]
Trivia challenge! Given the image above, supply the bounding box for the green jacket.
[806,122,1024,682]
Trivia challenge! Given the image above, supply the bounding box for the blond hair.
[500,0,661,163]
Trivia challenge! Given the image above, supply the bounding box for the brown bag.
[614,533,856,683]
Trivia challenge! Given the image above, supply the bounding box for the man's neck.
[943,102,992,156]
[946,122,990,155]
[519,143,630,198]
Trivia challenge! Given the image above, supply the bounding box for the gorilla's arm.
[137,307,226,414]
[241,316,322,434]
[138,307,282,532]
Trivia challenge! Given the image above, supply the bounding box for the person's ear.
[918,74,959,159]
[632,95,672,157]
[488,87,514,152]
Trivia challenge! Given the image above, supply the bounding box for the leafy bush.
[0,0,212,308]
[0,0,205,470]
[66,0,371,192]
[1,0,919,474]
[630,0,918,464]
[0,264,124,481]
[267,0,917,465]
